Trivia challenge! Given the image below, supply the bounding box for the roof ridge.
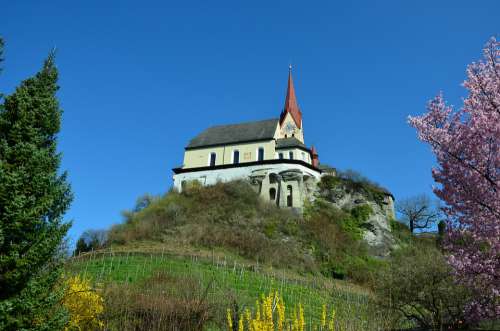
[187,117,279,149]
[206,117,278,129]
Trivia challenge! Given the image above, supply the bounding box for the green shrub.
[339,215,364,240]
[390,219,412,243]
[263,221,277,238]
[302,200,377,282]
[321,261,347,280]
[344,255,385,285]
[350,204,373,223]
[102,272,215,330]
[317,175,341,190]
[374,242,473,329]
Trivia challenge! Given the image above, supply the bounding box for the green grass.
[67,250,393,330]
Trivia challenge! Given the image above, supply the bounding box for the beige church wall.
[183,140,276,169]
[275,148,311,164]
[222,140,276,165]
[183,146,226,168]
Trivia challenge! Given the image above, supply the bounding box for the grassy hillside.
[105,180,392,283]
[67,180,420,330]
[66,250,396,330]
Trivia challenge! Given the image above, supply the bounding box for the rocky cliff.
[244,166,397,257]
[310,175,396,257]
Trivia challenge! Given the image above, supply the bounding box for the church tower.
[279,66,304,143]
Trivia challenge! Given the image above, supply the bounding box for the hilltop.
[102,173,405,283]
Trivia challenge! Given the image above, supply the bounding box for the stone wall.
[249,168,318,209]
[173,163,321,210]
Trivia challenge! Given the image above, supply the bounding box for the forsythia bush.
[227,292,336,331]
[62,275,104,330]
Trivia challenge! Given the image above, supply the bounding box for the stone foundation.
[173,163,321,209]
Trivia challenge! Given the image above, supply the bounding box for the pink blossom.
[409,37,499,321]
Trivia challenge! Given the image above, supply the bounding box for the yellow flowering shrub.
[62,275,104,330]
[227,291,336,331]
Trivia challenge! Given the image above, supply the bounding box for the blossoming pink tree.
[409,37,499,321]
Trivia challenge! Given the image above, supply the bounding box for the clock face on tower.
[284,122,295,135]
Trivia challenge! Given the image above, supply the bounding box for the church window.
[278,152,284,159]
[258,147,264,161]
[301,152,306,161]
[289,151,294,160]
[209,152,216,167]
[269,188,276,200]
[287,185,293,207]
[233,150,240,164]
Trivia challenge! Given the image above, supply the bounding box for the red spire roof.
[280,66,303,128]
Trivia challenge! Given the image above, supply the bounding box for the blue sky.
[1,1,498,243]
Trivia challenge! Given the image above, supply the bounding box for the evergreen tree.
[0,52,73,330]
[74,237,89,256]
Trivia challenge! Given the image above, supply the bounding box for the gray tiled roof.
[186,118,279,149]
[275,137,307,149]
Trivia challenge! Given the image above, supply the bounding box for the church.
[172,68,333,209]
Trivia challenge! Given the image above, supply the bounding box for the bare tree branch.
[396,194,442,233]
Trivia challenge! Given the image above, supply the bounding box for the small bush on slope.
[374,241,473,329]
[226,291,337,331]
[102,272,215,331]
[301,199,384,283]
[62,275,104,330]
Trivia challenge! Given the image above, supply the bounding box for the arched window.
[287,185,293,207]
[269,188,276,200]
[209,152,216,167]
[278,152,284,159]
[258,147,264,161]
[289,151,294,160]
[233,150,240,164]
